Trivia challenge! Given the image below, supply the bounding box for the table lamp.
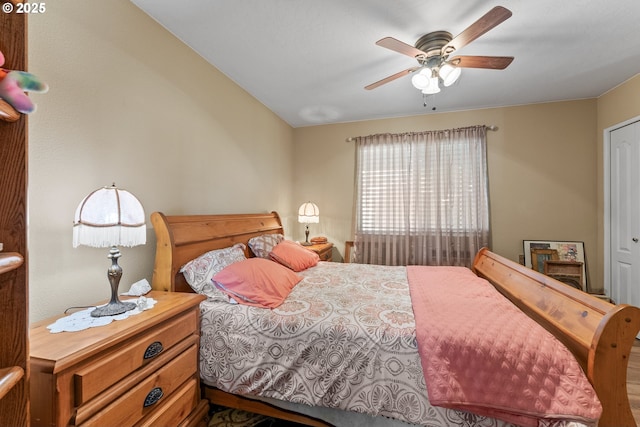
[73,183,146,317]
[298,201,319,246]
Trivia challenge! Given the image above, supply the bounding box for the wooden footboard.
[473,248,640,427]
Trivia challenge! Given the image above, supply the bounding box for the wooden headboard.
[473,248,640,427]
[151,211,284,293]
[150,211,640,427]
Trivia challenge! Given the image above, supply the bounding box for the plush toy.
[0,49,48,116]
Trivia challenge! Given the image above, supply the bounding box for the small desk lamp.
[298,201,319,246]
[73,183,146,317]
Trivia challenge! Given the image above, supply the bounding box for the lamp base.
[301,224,312,246]
[90,246,137,318]
[91,300,137,317]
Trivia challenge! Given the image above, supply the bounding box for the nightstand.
[305,242,334,262]
[30,291,209,427]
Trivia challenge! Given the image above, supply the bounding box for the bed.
[150,210,640,427]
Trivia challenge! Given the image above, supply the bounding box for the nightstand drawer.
[136,378,199,427]
[317,249,332,261]
[74,308,198,405]
[80,343,198,427]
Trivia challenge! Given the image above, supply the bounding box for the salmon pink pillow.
[269,240,320,272]
[212,258,301,308]
[179,243,246,301]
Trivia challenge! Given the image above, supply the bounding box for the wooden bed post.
[473,248,640,427]
[590,304,640,426]
[150,212,176,292]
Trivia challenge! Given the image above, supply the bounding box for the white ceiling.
[130,0,640,128]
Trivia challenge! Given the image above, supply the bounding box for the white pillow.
[180,243,246,300]
[248,233,284,258]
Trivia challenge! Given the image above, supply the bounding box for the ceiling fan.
[365,6,514,94]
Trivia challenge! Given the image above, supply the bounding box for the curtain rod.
[344,125,499,142]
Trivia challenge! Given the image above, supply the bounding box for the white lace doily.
[47,296,158,333]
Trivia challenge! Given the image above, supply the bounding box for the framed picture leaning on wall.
[530,248,559,273]
[523,240,587,291]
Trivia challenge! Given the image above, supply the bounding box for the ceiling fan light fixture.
[421,75,441,94]
[366,6,513,101]
[411,67,431,90]
[439,63,462,87]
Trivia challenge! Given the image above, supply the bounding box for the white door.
[610,120,640,307]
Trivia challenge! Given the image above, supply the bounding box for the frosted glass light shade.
[421,75,441,94]
[411,68,431,90]
[439,63,462,87]
[298,202,320,224]
[73,184,146,248]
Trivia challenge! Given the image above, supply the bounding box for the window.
[354,126,490,266]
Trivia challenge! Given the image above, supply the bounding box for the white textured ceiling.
[130,0,640,128]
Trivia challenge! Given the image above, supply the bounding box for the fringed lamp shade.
[298,202,320,224]
[73,184,146,248]
[73,184,146,317]
[298,202,319,245]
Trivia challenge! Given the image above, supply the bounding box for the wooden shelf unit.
[0,367,24,401]
[0,253,25,401]
[0,252,23,274]
[0,8,29,427]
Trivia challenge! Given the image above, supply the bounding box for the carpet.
[209,406,272,427]
[208,405,311,427]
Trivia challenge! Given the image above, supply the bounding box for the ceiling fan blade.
[442,6,512,54]
[365,67,420,90]
[448,55,513,69]
[376,37,426,59]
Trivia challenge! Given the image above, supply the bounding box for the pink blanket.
[407,266,602,427]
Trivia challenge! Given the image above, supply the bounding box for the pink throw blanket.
[407,266,602,427]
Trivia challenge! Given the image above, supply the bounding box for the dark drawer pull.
[143,387,163,407]
[143,341,164,359]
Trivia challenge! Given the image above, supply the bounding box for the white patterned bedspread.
[198,262,589,427]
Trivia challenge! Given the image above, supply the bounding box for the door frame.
[604,115,640,299]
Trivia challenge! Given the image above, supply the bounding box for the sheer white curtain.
[353,125,490,267]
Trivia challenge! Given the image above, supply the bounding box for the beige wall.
[293,100,600,289]
[27,0,294,322]
[596,74,640,294]
[25,0,640,322]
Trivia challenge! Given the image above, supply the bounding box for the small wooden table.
[304,242,334,262]
[544,259,584,291]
